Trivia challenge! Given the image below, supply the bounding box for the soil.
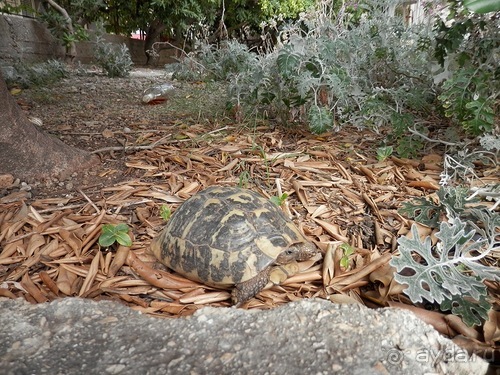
[7,66,453,202]
[6,66,402,202]
[9,68,210,199]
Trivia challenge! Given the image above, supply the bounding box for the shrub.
[228,0,437,141]
[2,59,69,88]
[94,36,133,78]
[434,2,499,135]
[171,40,259,82]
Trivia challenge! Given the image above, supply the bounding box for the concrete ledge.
[0,14,177,66]
[0,297,489,375]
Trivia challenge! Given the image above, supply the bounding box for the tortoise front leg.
[232,267,271,306]
[232,262,300,306]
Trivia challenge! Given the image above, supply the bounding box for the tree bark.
[0,75,98,182]
[45,0,77,62]
[144,18,166,65]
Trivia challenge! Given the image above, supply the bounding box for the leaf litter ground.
[0,68,498,359]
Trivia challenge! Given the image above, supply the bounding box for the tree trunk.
[45,0,77,62]
[0,75,98,182]
[144,18,166,65]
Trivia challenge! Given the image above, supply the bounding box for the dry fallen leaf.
[0,95,497,355]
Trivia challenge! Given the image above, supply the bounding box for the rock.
[0,173,14,188]
[0,298,488,375]
[20,181,31,191]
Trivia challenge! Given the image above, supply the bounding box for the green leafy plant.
[172,1,437,139]
[94,36,133,78]
[159,205,172,221]
[376,146,393,162]
[99,223,132,247]
[387,112,425,158]
[399,197,443,228]
[399,186,474,227]
[172,40,259,82]
[60,24,90,48]
[36,2,93,60]
[308,106,334,134]
[270,193,288,206]
[0,2,35,16]
[434,1,499,135]
[438,68,496,135]
[394,137,424,159]
[339,243,355,269]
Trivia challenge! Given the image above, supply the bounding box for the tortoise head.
[275,240,317,265]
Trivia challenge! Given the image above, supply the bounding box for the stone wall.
[0,14,176,67]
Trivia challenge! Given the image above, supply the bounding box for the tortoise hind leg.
[232,267,271,306]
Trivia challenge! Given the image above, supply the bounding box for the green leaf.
[160,205,172,221]
[99,223,132,247]
[463,0,500,13]
[115,231,133,247]
[277,46,301,78]
[376,146,393,162]
[339,243,355,268]
[270,193,288,206]
[463,98,495,134]
[308,106,333,134]
[114,223,130,232]
[436,186,470,217]
[98,231,117,247]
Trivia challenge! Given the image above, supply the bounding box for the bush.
[94,36,133,78]
[171,40,259,82]
[228,0,437,141]
[170,0,498,156]
[434,2,499,135]
[393,186,500,326]
[2,59,69,88]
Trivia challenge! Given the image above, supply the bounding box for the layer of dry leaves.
[0,70,498,362]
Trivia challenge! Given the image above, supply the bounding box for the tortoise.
[150,186,317,305]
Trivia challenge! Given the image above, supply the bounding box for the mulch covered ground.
[0,68,498,361]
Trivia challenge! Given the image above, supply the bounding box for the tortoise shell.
[150,186,316,304]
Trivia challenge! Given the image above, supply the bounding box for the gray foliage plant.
[94,36,133,78]
[392,186,499,326]
[228,0,437,134]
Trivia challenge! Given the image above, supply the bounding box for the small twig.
[34,203,87,214]
[491,200,500,211]
[53,129,172,136]
[78,189,100,214]
[407,126,458,146]
[91,135,172,154]
[468,186,500,211]
[206,126,232,135]
[275,178,283,197]
[440,154,483,186]
[468,187,500,199]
